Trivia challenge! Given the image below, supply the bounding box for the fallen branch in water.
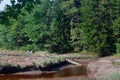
[66,59,81,65]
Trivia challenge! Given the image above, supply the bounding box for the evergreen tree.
[80,0,115,56]
[0,0,120,56]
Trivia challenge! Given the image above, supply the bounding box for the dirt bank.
[1,51,120,80]
[87,56,120,80]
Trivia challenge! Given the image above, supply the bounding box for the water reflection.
[0,65,88,80]
[54,65,87,77]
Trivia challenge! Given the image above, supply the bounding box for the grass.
[79,50,98,56]
[100,72,120,80]
[0,50,95,71]
[0,62,22,69]
[0,62,13,67]
[35,56,66,68]
[112,60,120,65]
[114,52,120,57]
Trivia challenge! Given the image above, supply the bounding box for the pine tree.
[80,0,115,56]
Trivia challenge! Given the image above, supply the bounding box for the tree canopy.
[0,0,120,56]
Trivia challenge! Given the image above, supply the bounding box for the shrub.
[116,43,120,53]
[39,56,65,67]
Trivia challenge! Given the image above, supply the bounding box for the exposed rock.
[87,59,120,80]
[27,50,34,54]
[113,59,120,63]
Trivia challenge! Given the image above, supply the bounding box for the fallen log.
[66,59,81,65]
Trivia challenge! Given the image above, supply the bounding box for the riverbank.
[0,50,94,74]
[0,50,120,80]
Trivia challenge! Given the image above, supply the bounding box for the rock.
[87,59,120,80]
[27,50,34,54]
[113,59,120,62]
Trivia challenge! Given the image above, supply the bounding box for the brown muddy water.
[0,64,89,80]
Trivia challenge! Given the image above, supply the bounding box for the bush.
[116,43,120,53]
[39,56,65,67]
[20,44,39,51]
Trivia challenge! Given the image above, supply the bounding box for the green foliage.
[0,62,12,67]
[113,17,120,43]
[116,43,120,53]
[112,60,120,66]
[0,0,120,56]
[80,0,116,56]
[39,56,65,67]
[20,44,39,51]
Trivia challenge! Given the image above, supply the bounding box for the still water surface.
[0,65,89,80]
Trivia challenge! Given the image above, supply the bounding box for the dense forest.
[0,0,120,56]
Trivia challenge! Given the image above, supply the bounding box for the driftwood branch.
[66,59,81,65]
